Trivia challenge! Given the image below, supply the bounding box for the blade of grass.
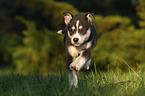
[122,59,142,80]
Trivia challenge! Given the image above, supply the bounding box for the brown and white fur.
[57,12,97,88]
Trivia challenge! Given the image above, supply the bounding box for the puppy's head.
[64,12,95,47]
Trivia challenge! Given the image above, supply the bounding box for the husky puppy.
[57,12,97,88]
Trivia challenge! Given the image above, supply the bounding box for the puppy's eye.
[79,26,85,32]
[80,28,84,32]
[70,29,75,34]
[79,28,85,32]
[69,26,75,35]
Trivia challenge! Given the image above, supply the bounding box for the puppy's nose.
[73,38,79,42]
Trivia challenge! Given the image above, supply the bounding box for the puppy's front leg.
[70,49,91,71]
[68,70,78,88]
[66,54,78,88]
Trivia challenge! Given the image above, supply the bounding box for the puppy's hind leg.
[84,59,91,70]
[68,70,78,89]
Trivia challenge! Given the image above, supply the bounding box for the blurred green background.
[0,0,144,74]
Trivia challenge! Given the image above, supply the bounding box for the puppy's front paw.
[69,62,80,71]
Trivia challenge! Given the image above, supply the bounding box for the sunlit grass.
[0,68,144,96]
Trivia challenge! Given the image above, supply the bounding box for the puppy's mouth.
[73,43,81,47]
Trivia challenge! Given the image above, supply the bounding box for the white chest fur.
[68,46,82,61]
[68,41,92,60]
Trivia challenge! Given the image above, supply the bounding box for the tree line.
[0,0,144,74]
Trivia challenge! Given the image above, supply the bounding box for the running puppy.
[57,12,97,88]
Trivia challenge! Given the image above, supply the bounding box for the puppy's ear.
[84,12,95,22]
[57,27,66,34]
[63,12,73,25]
[57,30,63,34]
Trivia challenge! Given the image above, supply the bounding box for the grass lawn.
[0,69,144,96]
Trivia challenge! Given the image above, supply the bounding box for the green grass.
[0,70,145,96]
